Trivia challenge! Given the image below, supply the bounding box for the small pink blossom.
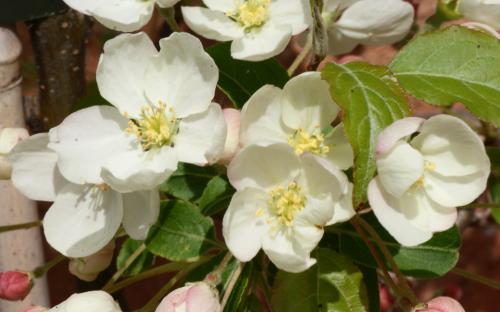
[415,296,465,312]
[0,271,33,301]
[219,108,241,164]
[156,282,221,312]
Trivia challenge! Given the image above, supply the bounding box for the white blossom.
[458,0,500,29]
[368,115,490,246]
[49,291,122,312]
[48,32,227,193]
[9,134,159,258]
[62,0,181,32]
[181,0,311,61]
[240,71,354,171]
[322,0,414,55]
[223,143,350,272]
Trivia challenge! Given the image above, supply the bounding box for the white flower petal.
[231,23,292,61]
[156,0,181,8]
[222,188,266,262]
[324,124,354,170]
[377,141,424,198]
[269,0,312,34]
[96,32,158,117]
[458,0,500,29]
[326,28,360,55]
[294,197,333,251]
[9,134,66,202]
[92,0,154,32]
[424,171,489,207]
[48,106,131,185]
[181,7,243,41]
[368,178,432,246]
[281,72,339,132]
[239,85,288,147]
[143,32,218,118]
[102,147,178,193]
[50,291,122,312]
[323,0,360,12]
[43,184,123,258]
[0,128,29,155]
[376,117,424,156]
[61,0,100,14]
[336,0,414,45]
[399,188,457,233]
[411,114,490,177]
[227,143,301,191]
[300,153,348,200]
[262,231,316,273]
[122,189,160,240]
[175,103,227,166]
[327,182,355,225]
[202,0,235,11]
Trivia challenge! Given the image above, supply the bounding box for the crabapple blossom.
[239,71,354,171]
[415,296,465,312]
[458,0,500,29]
[9,134,159,257]
[156,282,221,312]
[48,32,226,193]
[368,115,490,246]
[0,127,29,179]
[223,143,352,272]
[321,0,414,55]
[68,241,115,282]
[48,291,122,312]
[182,0,311,61]
[61,0,181,32]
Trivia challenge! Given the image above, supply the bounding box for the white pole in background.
[0,27,49,311]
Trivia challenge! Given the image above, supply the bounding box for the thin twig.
[32,254,66,278]
[451,267,500,291]
[0,220,42,233]
[288,35,313,76]
[221,261,243,310]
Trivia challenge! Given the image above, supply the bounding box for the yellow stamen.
[267,181,306,227]
[288,127,330,156]
[227,0,271,31]
[126,101,178,151]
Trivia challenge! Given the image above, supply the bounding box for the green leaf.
[329,213,461,277]
[159,163,221,201]
[271,249,369,312]
[487,147,500,176]
[390,26,500,126]
[199,176,235,216]
[1,0,66,23]
[489,178,500,224]
[223,262,255,312]
[207,42,289,108]
[358,265,380,312]
[116,239,155,277]
[146,200,220,261]
[321,62,410,206]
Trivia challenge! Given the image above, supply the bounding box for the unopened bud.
[414,296,465,312]
[156,282,221,312]
[69,241,115,282]
[219,108,240,164]
[0,270,33,301]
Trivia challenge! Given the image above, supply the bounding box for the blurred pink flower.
[415,296,465,312]
[156,282,221,312]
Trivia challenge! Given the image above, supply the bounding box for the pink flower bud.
[379,285,394,312]
[0,271,33,301]
[21,306,48,312]
[156,282,221,312]
[415,296,465,312]
[69,241,115,282]
[219,108,241,165]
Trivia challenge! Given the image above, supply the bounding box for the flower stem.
[356,216,419,306]
[159,7,180,32]
[103,243,146,290]
[205,252,233,286]
[451,267,500,290]
[309,0,328,70]
[461,203,500,209]
[287,35,313,76]
[32,254,66,278]
[104,261,187,294]
[221,261,243,310]
[0,220,41,233]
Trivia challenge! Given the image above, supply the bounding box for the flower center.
[288,128,330,156]
[228,0,271,31]
[267,181,306,227]
[413,160,436,188]
[126,102,178,151]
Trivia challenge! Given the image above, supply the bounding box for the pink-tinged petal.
[185,283,221,312]
[376,117,425,157]
[156,285,191,312]
[416,296,465,312]
[219,108,241,164]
